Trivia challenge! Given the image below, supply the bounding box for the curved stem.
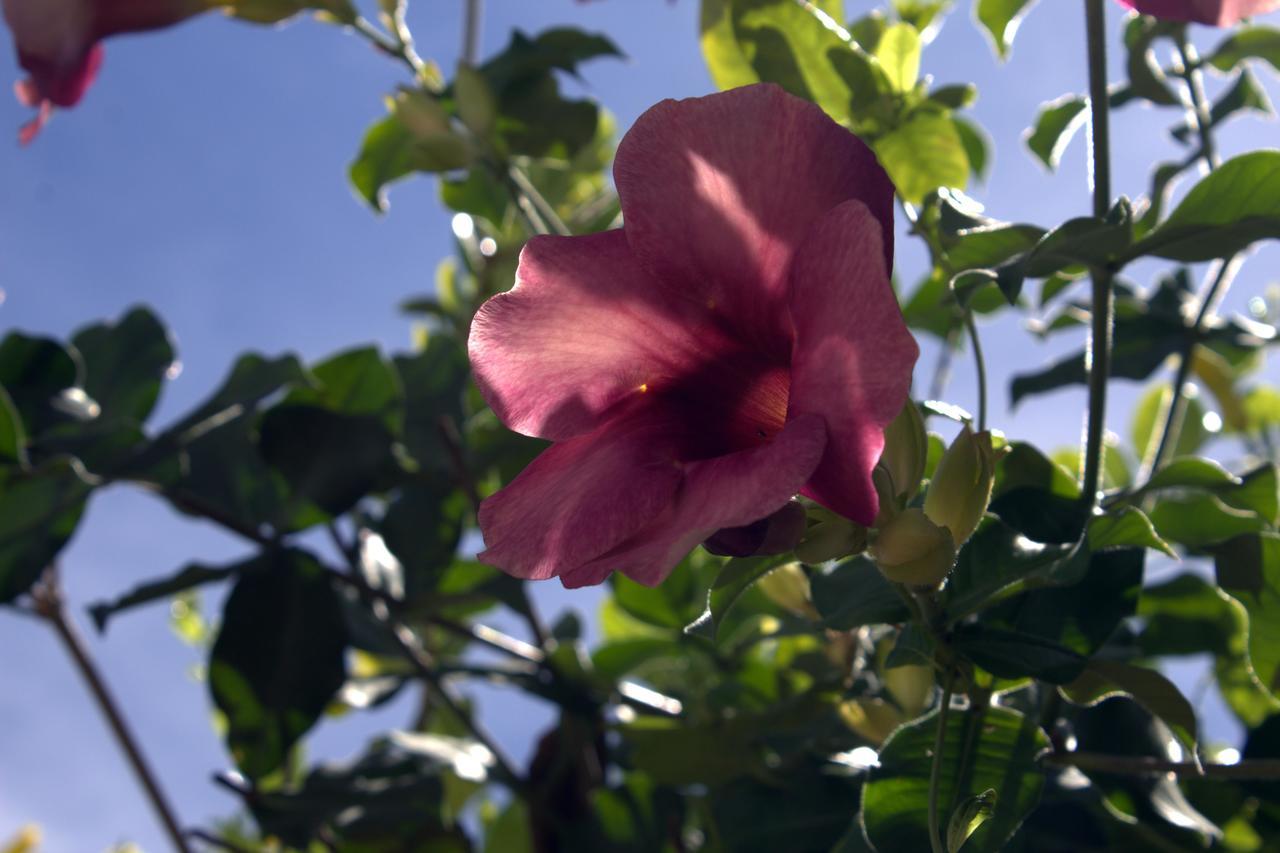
[1175,31,1219,171]
[1144,255,1242,478]
[462,0,484,65]
[33,568,192,853]
[1079,0,1115,508]
[928,671,957,853]
[962,311,988,432]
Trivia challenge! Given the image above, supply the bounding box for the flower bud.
[871,508,956,587]
[756,562,818,618]
[392,87,451,138]
[923,426,997,547]
[879,399,928,502]
[794,514,868,564]
[704,500,807,558]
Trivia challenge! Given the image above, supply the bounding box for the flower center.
[657,354,791,461]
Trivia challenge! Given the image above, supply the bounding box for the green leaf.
[350,112,471,214]
[684,555,789,641]
[1217,532,1280,697]
[947,789,998,853]
[379,481,467,604]
[1088,507,1176,557]
[874,112,970,204]
[863,705,1048,851]
[285,346,404,434]
[88,561,235,633]
[1121,15,1180,107]
[1137,572,1279,727]
[1124,151,1280,263]
[70,307,175,424]
[0,459,92,604]
[619,717,765,786]
[710,767,862,852]
[1143,456,1240,492]
[700,0,871,127]
[1149,493,1267,548]
[1209,24,1280,74]
[1130,382,1211,463]
[973,0,1038,60]
[952,117,991,182]
[810,556,911,629]
[395,336,470,476]
[611,551,717,630]
[209,549,348,779]
[227,0,356,24]
[876,22,921,92]
[1062,659,1199,759]
[1220,463,1278,525]
[1024,94,1087,171]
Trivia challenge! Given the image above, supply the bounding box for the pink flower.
[1117,0,1279,25]
[468,84,918,589]
[3,0,210,143]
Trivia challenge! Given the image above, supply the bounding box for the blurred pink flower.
[1117,0,1278,25]
[3,0,211,143]
[469,83,918,589]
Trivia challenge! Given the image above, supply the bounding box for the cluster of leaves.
[5,1,1280,852]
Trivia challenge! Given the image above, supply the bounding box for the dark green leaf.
[943,521,1082,623]
[395,336,470,475]
[71,306,175,424]
[1143,456,1240,492]
[863,705,1049,851]
[1121,15,1180,107]
[811,556,911,629]
[1217,533,1280,697]
[952,117,991,182]
[209,549,348,779]
[0,332,81,439]
[953,624,1088,683]
[258,404,396,521]
[0,459,91,604]
[710,767,862,852]
[0,387,25,466]
[285,346,404,433]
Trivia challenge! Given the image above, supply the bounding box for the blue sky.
[1,1,1276,848]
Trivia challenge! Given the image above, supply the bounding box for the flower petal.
[614,83,894,350]
[787,201,918,526]
[477,407,683,581]
[560,414,827,588]
[469,230,725,441]
[1118,0,1278,25]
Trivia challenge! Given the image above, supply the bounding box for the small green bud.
[838,698,905,746]
[879,399,928,502]
[923,426,998,547]
[392,87,451,138]
[871,508,956,587]
[756,562,818,619]
[795,515,867,564]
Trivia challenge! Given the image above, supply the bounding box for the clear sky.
[0,1,1276,849]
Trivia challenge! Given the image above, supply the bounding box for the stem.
[462,0,484,65]
[1174,31,1219,171]
[962,312,988,432]
[33,569,191,853]
[1079,0,1115,508]
[1044,752,1280,780]
[928,672,957,853]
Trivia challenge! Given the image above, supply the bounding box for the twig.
[962,312,988,432]
[32,567,192,853]
[462,0,484,65]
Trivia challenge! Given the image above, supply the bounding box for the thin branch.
[927,673,956,853]
[32,567,192,853]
